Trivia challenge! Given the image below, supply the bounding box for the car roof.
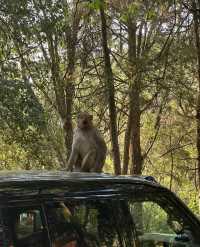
[0,170,161,188]
[0,171,168,204]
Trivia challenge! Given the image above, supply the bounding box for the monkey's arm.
[93,129,107,172]
[94,129,107,152]
[94,129,107,148]
[67,146,79,171]
[66,128,81,171]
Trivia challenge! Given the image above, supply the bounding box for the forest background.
[1,0,200,214]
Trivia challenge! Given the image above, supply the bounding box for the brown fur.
[67,112,107,172]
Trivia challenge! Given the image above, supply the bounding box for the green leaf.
[88,0,102,10]
[0,79,46,131]
[120,14,129,23]
[147,10,157,20]
[127,2,140,17]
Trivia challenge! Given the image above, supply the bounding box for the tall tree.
[192,0,200,212]
[125,15,142,175]
[99,0,121,174]
[0,0,82,165]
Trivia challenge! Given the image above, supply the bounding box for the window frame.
[127,191,200,246]
[1,204,51,247]
[43,198,139,247]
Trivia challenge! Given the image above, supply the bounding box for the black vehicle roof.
[0,171,199,230]
[0,170,161,188]
[0,171,167,204]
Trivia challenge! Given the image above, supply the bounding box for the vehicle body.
[0,171,199,247]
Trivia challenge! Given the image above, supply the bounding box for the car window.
[129,198,200,247]
[45,200,137,247]
[130,201,174,234]
[2,207,49,247]
[15,210,43,239]
[0,223,4,246]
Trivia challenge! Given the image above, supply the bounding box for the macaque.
[67,112,107,172]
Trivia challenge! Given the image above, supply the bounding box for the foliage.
[0,0,200,214]
[0,79,45,131]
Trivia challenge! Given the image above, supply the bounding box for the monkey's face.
[77,112,93,129]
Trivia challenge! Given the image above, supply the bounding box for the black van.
[0,171,199,247]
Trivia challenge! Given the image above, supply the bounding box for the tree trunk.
[99,1,121,175]
[63,7,81,161]
[64,27,78,160]
[64,80,74,161]
[193,0,200,214]
[123,17,142,175]
[49,7,80,164]
[47,35,70,166]
[123,19,137,175]
[123,111,132,174]
[169,134,174,191]
[130,81,142,175]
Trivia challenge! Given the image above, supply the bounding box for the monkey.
[67,112,107,173]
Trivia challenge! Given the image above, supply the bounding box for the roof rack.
[143,176,158,183]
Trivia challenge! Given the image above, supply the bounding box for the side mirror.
[175,234,190,242]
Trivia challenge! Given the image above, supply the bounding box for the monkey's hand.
[66,147,79,172]
[65,166,73,172]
